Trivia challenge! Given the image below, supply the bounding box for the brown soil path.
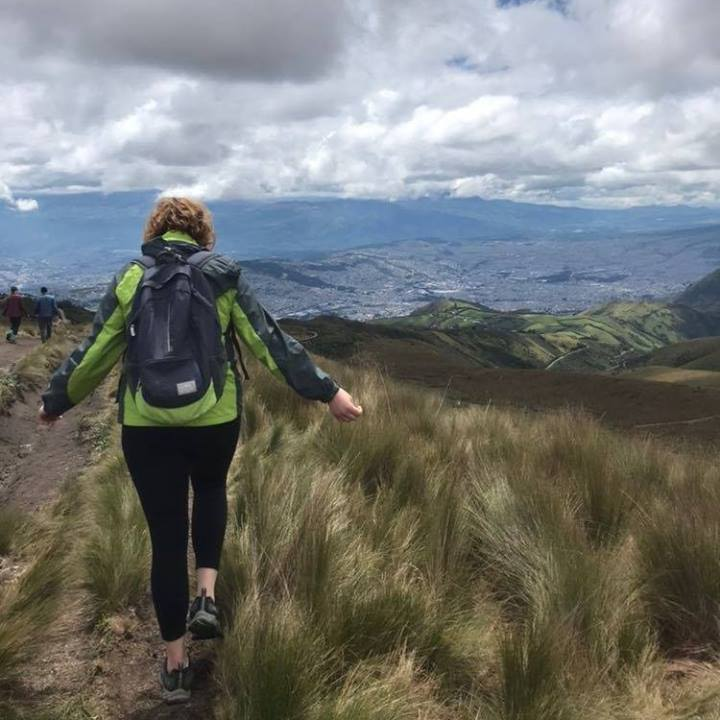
[0,333,96,512]
[1,340,218,718]
[0,390,104,512]
[0,334,40,372]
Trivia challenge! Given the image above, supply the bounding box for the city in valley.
[2,224,718,319]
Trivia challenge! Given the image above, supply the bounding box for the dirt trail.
[0,334,40,372]
[0,335,95,513]
[1,340,218,718]
[0,392,106,513]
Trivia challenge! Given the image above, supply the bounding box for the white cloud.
[14,198,39,212]
[0,0,719,207]
[0,179,39,211]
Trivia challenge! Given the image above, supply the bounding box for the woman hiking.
[39,197,363,704]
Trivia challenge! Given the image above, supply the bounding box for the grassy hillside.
[618,336,720,391]
[638,336,720,372]
[377,297,720,371]
[283,297,720,375]
[5,348,720,717]
[0,327,77,413]
[676,269,720,316]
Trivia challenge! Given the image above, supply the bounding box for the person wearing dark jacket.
[2,286,27,343]
[39,197,363,704]
[34,287,60,343]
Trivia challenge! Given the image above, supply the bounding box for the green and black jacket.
[42,232,340,426]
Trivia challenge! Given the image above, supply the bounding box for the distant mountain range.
[3,191,720,266]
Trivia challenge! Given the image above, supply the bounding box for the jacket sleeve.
[230,269,340,403]
[42,274,127,416]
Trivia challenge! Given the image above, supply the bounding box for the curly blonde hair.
[143,197,216,248]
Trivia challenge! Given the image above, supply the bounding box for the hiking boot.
[187,588,223,639]
[160,658,194,704]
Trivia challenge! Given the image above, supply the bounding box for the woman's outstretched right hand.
[328,388,363,423]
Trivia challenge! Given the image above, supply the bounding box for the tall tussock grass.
[0,507,24,556]
[0,526,68,690]
[213,355,720,719]
[637,465,720,657]
[6,342,720,717]
[82,449,149,622]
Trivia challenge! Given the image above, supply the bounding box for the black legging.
[121,420,240,641]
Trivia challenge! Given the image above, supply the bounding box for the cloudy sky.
[1,0,719,210]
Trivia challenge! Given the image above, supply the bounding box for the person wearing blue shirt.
[35,287,59,343]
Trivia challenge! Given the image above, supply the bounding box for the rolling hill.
[637,336,720,372]
[676,268,720,316]
[296,296,720,373]
[347,262,720,374]
[408,298,718,368]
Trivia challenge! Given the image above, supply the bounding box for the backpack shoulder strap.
[132,255,156,270]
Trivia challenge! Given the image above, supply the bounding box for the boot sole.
[188,609,223,640]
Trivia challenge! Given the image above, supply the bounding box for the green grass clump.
[637,468,720,656]
[82,453,149,622]
[216,599,327,720]
[0,508,24,556]
[0,373,22,413]
[0,535,66,689]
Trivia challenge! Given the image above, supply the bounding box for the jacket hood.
[141,236,203,263]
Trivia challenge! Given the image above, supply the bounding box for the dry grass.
[209,356,720,719]
[5,345,720,718]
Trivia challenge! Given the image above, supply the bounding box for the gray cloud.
[1,0,720,208]
[0,0,349,81]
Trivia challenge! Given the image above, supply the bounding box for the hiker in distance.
[2,286,28,343]
[34,286,63,343]
[38,197,363,704]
